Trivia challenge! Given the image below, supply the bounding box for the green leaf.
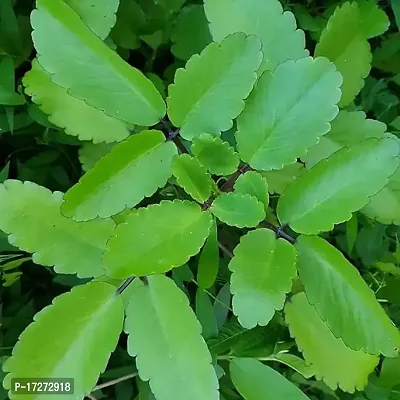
[0,0,22,57]
[125,275,219,400]
[207,320,265,357]
[204,0,307,74]
[0,110,32,134]
[62,130,177,221]
[302,110,387,168]
[210,193,265,228]
[31,0,166,126]
[79,142,114,172]
[3,282,124,399]
[167,32,262,140]
[236,57,342,171]
[64,0,119,40]
[277,138,400,234]
[197,218,219,289]
[315,2,371,107]
[171,5,211,61]
[0,180,114,278]
[362,167,400,225]
[374,262,400,276]
[230,358,309,400]
[172,154,213,203]
[295,235,400,357]
[234,171,269,211]
[372,34,400,74]
[0,56,24,106]
[104,200,212,278]
[268,353,315,379]
[0,162,9,183]
[110,0,145,50]
[285,293,379,393]
[229,229,296,329]
[214,283,231,329]
[191,134,239,176]
[378,356,400,388]
[24,60,131,143]
[196,288,218,340]
[358,0,390,39]
[346,214,358,254]
[391,0,400,31]
[261,163,305,195]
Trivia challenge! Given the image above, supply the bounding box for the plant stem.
[116,277,135,295]
[219,164,251,192]
[91,372,138,392]
[191,279,234,312]
[261,221,295,244]
[218,241,233,258]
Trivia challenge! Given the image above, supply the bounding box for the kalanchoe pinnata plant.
[1,0,400,399]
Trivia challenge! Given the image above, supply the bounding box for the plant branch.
[160,119,188,154]
[218,241,234,258]
[219,164,251,192]
[261,221,295,244]
[191,279,234,312]
[91,372,138,393]
[116,277,135,295]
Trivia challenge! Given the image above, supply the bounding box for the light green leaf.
[125,275,219,400]
[24,60,131,143]
[167,32,262,140]
[230,358,309,400]
[260,163,305,195]
[62,130,177,221]
[172,154,213,203]
[0,56,24,106]
[295,235,400,357]
[358,0,390,39]
[191,133,239,176]
[302,110,387,168]
[362,167,400,225]
[285,293,379,393]
[277,138,400,234]
[234,171,269,211]
[196,288,218,340]
[31,0,166,126]
[197,218,219,289]
[315,2,371,107]
[210,193,265,228]
[229,229,296,329]
[2,256,30,272]
[374,262,400,276]
[204,0,307,74]
[104,200,212,278]
[171,5,212,61]
[3,282,124,399]
[79,142,114,172]
[0,180,114,278]
[64,0,119,40]
[236,57,342,171]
